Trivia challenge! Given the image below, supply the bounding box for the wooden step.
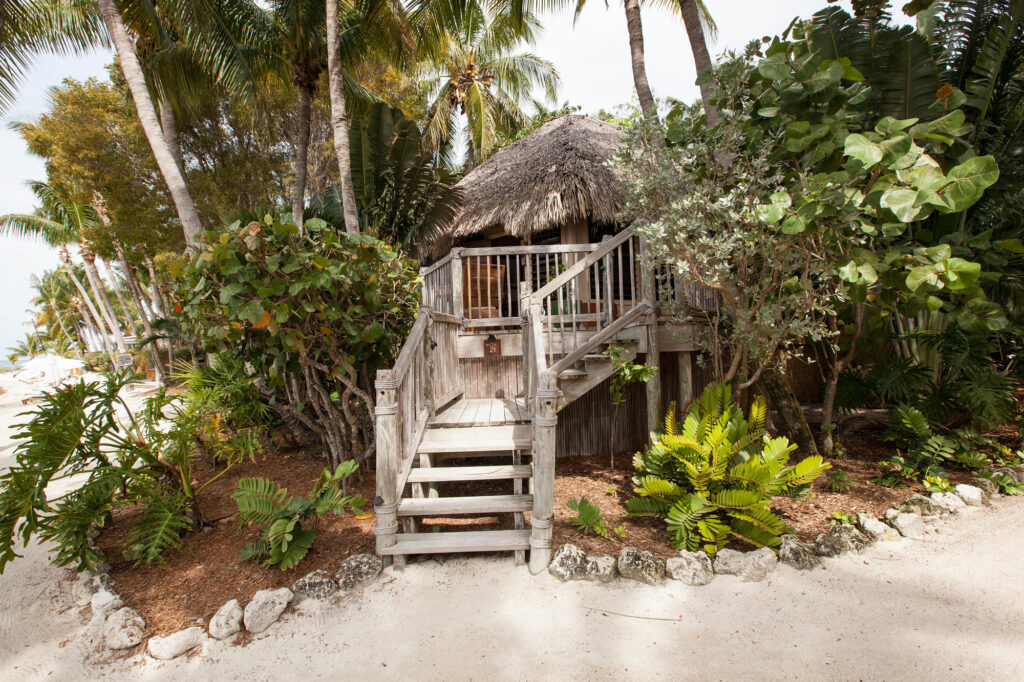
[558,368,587,379]
[407,464,532,483]
[418,425,532,454]
[398,494,533,516]
[379,529,531,555]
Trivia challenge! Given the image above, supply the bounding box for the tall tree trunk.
[820,306,864,456]
[96,0,203,247]
[158,94,187,178]
[76,301,105,354]
[116,245,164,383]
[81,250,127,352]
[63,257,114,360]
[624,0,659,124]
[326,0,361,236]
[291,83,313,230]
[758,365,819,457]
[50,300,78,353]
[102,259,133,330]
[143,253,175,370]
[678,0,720,127]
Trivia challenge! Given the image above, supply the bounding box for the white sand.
[1,372,1023,680]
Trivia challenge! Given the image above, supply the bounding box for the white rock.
[147,627,207,660]
[665,551,713,585]
[243,588,293,633]
[90,588,122,618]
[102,607,145,650]
[856,514,900,542]
[617,546,666,585]
[889,512,925,538]
[548,544,616,582]
[209,599,244,640]
[335,554,383,591]
[713,547,777,582]
[931,492,966,513]
[954,484,985,507]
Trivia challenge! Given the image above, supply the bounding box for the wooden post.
[639,237,661,434]
[374,369,401,567]
[519,282,532,407]
[422,308,435,418]
[529,370,558,574]
[602,236,614,326]
[679,350,694,415]
[451,248,464,322]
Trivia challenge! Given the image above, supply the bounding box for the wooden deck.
[431,397,530,427]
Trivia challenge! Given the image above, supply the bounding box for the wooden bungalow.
[373,115,717,573]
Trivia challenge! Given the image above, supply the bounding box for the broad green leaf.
[757,107,779,118]
[875,117,918,135]
[940,258,981,290]
[240,300,265,324]
[880,187,923,222]
[769,191,792,208]
[939,155,999,212]
[780,215,806,234]
[997,238,1024,254]
[844,133,883,168]
[756,203,785,223]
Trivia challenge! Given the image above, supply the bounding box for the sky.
[0,1,911,359]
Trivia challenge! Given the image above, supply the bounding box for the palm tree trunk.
[624,0,659,124]
[82,251,127,352]
[64,262,114,360]
[144,253,174,370]
[291,83,313,230]
[326,0,361,236]
[158,94,187,178]
[103,259,133,330]
[50,300,78,353]
[678,0,720,127]
[115,246,163,382]
[96,0,203,247]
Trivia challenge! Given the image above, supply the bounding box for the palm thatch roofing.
[443,115,625,243]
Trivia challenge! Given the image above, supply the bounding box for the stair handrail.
[547,301,652,376]
[529,226,636,305]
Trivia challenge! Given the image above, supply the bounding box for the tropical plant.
[233,461,366,570]
[174,352,275,429]
[175,215,419,467]
[420,0,559,167]
[566,496,610,539]
[824,468,855,493]
[626,383,830,556]
[605,345,657,467]
[0,374,254,574]
[829,510,857,526]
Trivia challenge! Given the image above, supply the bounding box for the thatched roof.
[444,115,625,242]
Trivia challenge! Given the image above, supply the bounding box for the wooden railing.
[374,306,463,559]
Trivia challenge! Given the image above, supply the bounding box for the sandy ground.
[2,372,1024,681]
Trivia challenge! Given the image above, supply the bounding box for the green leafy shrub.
[566,497,609,540]
[233,462,366,570]
[0,374,253,573]
[626,383,830,556]
[81,351,111,373]
[174,352,275,429]
[605,345,657,467]
[829,511,856,526]
[824,468,855,493]
[176,216,419,468]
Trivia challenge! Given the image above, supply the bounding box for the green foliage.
[825,468,856,493]
[173,352,275,429]
[922,475,955,494]
[829,511,857,526]
[0,374,253,574]
[176,216,419,467]
[627,383,830,556]
[566,496,609,540]
[233,462,366,570]
[976,471,1024,495]
[606,345,658,405]
[81,352,112,373]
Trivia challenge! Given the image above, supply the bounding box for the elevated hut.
[373,115,715,573]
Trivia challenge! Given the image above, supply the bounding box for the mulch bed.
[93,426,980,636]
[94,450,375,638]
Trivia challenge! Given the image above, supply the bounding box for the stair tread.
[380,529,531,555]
[419,425,532,453]
[407,465,532,483]
[398,494,533,516]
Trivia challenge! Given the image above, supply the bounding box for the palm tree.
[0,182,126,356]
[29,271,81,354]
[678,0,719,126]
[420,0,559,168]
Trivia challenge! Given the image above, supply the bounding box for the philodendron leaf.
[844,134,883,168]
[940,155,999,212]
[880,187,923,222]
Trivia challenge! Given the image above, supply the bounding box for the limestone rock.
[148,627,206,660]
[548,544,616,582]
[292,569,338,600]
[209,599,244,640]
[90,588,122,618]
[665,550,714,585]
[714,547,778,582]
[970,476,998,497]
[898,494,942,517]
[994,466,1024,483]
[616,546,666,585]
[813,524,870,557]
[335,554,383,591]
[778,535,821,570]
[856,514,900,542]
[888,512,925,538]
[930,491,966,513]
[954,484,985,507]
[243,588,293,633]
[102,607,145,650]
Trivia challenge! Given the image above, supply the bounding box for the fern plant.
[566,497,610,540]
[234,462,366,570]
[626,383,830,557]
